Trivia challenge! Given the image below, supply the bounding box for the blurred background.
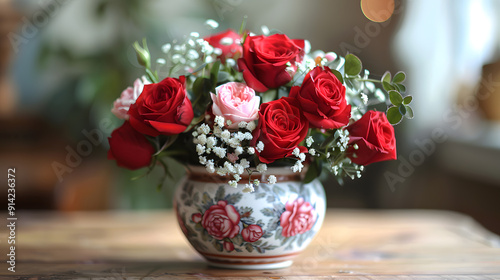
[1,0,500,233]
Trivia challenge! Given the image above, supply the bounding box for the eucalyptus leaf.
[392,71,406,84]
[382,71,391,84]
[395,83,406,93]
[345,54,362,76]
[387,106,403,125]
[403,95,413,105]
[405,105,414,119]
[330,69,344,84]
[399,104,407,115]
[382,81,395,91]
[389,90,403,106]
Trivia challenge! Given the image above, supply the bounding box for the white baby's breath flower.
[256,163,267,173]
[226,58,236,67]
[253,179,260,186]
[242,184,255,193]
[228,180,238,188]
[234,164,244,175]
[306,136,314,147]
[228,138,240,148]
[213,126,222,136]
[196,144,206,155]
[256,141,264,153]
[226,119,233,126]
[213,146,226,158]
[361,92,368,105]
[247,147,255,155]
[224,161,235,173]
[235,146,243,156]
[196,134,207,145]
[199,156,207,165]
[216,167,227,176]
[214,116,225,127]
[309,148,316,156]
[244,132,253,141]
[246,121,256,131]
[326,152,331,158]
[238,121,248,128]
[267,175,277,185]
[233,174,241,181]
[292,147,300,157]
[299,153,306,162]
[192,131,198,137]
[206,160,215,173]
[206,137,217,148]
[197,124,210,135]
[239,159,250,169]
[291,160,304,173]
[205,19,219,29]
[221,130,231,141]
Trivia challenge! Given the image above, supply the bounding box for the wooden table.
[1,210,500,279]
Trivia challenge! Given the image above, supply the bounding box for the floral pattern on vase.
[174,166,326,269]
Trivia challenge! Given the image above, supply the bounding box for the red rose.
[346,110,397,166]
[238,34,304,92]
[191,213,202,223]
[290,66,351,129]
[107,121,154,170]
[128,76,194,137]
[204,29,242,63]
[252,97,309,164]
[223,241,235,252]
[280,198,317,237]
[202,200,241,240]
[241,224,263,243]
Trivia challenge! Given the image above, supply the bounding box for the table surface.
[1,209,500,279]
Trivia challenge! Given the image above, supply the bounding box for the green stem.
[146,68,159,83]
[356,78,381,83]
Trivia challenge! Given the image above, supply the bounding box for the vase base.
[206,259,293,270]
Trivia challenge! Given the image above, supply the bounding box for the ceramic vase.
[173,166,326,269]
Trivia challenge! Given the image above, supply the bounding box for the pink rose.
[202,200,241,240]
[191,213,202,223]
[241,224,264,243]
[223,241,235,252]
[111,76,150,120]
[211,82,260,129]
[280,198,317,237]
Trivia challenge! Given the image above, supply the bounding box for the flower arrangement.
[108,20,413,191]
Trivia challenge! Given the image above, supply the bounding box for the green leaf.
[210,60,221,85]
[202,193,211,205]
[261,208,275,217]
[304,160,322,184]
[345,54,362,76]
[215,186,225,201]
[399,104,407,115]
[382,71,391,84]
[382,81,395,91]
[192,77,213,98]
[330,69,344,84]
[405,105,414,119]
[395,83,406,93]
[260,89,277,104]
[217,71,231,83]
[245,243,254,253]
[387,106,403,125]
[213,240,223,252]
[389,90,403,106]
[392,71,406,84]
[403,95,413,105]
